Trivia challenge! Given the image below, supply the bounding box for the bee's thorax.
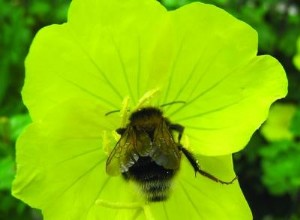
[129,107,165,133]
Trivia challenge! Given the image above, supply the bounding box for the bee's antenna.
[105,110,120,116]
[160,101,186,108]
[105,109,131,116]
[106,101,185,115]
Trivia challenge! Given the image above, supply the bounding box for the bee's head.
[129,107,163,122]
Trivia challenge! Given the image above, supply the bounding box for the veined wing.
[106,126,152,175]
[150,120,181,170]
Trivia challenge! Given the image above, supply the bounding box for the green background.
[0,0,299,219]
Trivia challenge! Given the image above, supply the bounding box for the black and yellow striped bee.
[106,107,236,202]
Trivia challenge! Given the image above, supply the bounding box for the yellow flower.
[12,0,287,219]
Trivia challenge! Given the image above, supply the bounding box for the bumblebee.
[106,107,236,202]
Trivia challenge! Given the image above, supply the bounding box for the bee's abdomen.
[122,156,177,202]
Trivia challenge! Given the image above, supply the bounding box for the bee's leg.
[116,128,126,135]
[178,145,237,185]
[170,124,184,143]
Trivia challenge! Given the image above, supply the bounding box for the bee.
[106,107,236,202]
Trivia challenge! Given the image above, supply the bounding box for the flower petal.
[12,98,137,220]
[13,97,250,219]
[24,0,287,156]
[147,155,251,220]
[156,3,287,155]
[23,0,169,121]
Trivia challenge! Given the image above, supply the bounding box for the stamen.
[135,88,160,109]
[102,131,110,155]
[120,96,130,127]
[112,130,120,141]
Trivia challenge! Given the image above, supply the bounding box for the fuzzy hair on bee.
[106,107,237,202]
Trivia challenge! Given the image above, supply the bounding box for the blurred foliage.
[260,140,300,195]
[1,0,300,219]
[261,103,296,141]
[294,37,300,70]
[259,103,300,195]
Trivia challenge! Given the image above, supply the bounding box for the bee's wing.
[150,120,181,170]
[106,126,152,176]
